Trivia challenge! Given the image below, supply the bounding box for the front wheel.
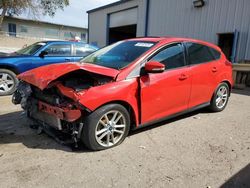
[81,104,130,151]
[0,69,18,96]
[209,83,230,112]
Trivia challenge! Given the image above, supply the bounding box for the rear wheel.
[81,104,130,151]
[0,69,18,96]
[209,83,229,112]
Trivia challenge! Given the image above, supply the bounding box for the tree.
[0,0,69,29]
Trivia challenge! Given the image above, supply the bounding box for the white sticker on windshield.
[135,43,154,48]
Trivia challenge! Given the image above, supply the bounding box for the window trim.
[184,42,221,67]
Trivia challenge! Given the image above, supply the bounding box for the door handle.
[179,74,188,80]
[212,67,218,72]
[65,58,71,61]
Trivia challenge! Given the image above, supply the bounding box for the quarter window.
[209,48,221,60]
[150,43,185,70]
[186,43,216,65]
[45,44,71,56]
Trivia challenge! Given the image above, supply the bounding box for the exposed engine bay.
[12,70,113,147]
[56,70,113,91]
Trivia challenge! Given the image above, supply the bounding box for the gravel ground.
[0,90,249,188]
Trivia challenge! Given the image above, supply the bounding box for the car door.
[140,43,191,124]
[73,43,97,61]
[32,43,74,68]
[185,42,221,108]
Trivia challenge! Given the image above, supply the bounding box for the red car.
[13,37,233,150]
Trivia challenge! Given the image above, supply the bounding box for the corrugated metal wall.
[88,0,250,61]
[147,0,250,61]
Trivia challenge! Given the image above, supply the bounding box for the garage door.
[109,8,138,28]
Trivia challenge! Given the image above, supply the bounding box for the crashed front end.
[12,63,117,147]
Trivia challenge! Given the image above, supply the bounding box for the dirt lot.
[0,90,249,188]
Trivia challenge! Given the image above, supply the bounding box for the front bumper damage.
[12,82,85,148]
[38,100,81,125]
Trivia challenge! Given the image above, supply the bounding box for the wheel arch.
[0,64,19,75]
[221,80,232,96]
[92,100,138,129]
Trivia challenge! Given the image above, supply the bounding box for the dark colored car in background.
[0,41,98,96]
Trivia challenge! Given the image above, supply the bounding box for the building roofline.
[87,0,133,13]
[5,16,87,30]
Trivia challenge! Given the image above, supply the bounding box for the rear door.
[140,43,191,124]
[185,42,221,108]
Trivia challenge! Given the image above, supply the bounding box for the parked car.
[0,41,98,96]
[13,37,233,150]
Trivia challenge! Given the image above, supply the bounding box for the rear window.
[186,43,219,65]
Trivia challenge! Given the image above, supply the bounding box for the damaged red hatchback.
[13,37,233,150]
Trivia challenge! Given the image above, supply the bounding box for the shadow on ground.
[220,164,250,188]
[0,111,89,152]
[130,108,209,136]
[0,107,209,152]
[232,88,250,96]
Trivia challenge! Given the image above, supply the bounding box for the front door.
[33,43,74,68]
[140,43,191,124]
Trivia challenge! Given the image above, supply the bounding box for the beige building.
[1,16,87,41]
[0,16,88,52]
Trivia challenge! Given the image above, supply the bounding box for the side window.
[45,44,71,56]
[150,43,185,70]
[186,43,215,65]
[75,44,96,56]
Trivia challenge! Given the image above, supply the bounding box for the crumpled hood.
[18,62,120,90]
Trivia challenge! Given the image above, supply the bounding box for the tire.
[209,83,230,112]
[0,69,18,96]
[81,104,130,151]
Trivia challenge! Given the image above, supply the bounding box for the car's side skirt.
[133,102,210,130]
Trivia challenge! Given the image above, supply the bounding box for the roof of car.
[40,40,87,44]
[128,36,220,51]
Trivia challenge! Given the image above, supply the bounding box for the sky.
[20,0,119,28]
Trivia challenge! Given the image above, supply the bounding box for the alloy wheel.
[215,85,228,109]
[0,73,15,94]
[95,110,126,147]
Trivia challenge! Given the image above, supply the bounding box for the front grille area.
[28,98,62,130]
[31,87,61,106]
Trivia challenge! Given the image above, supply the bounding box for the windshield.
[80,41,156,69]
[16,42,47,55]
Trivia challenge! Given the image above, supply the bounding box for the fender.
[77,78,140,126]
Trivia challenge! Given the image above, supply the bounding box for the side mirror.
[145,61,165,73]
[39,50,48,58]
